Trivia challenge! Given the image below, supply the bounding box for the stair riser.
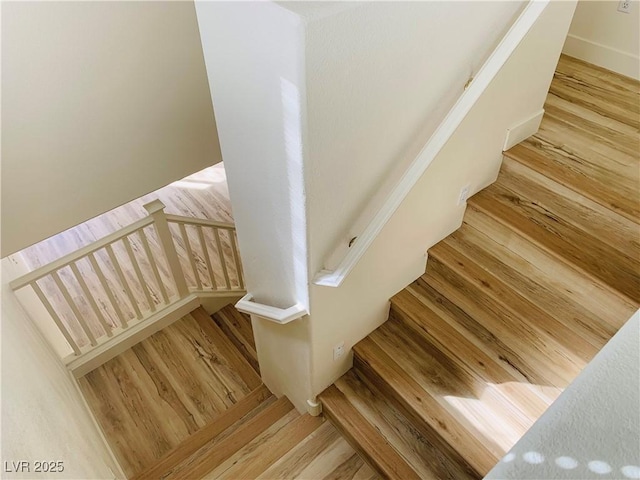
[352,353,482,478]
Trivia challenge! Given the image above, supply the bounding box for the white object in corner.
[313,0,550,288]
[235,293,308,324]
[503,109,545,150]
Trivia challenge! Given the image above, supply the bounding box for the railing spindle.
[144,200,189,298]
[123,235,156,313]
[213,228,231,290]
[31,281,82,355]
[138,229,169,305]
[70,262,113,337]
[197,225,217,290]
[51,271,98,346]
[106,244,142,320]
[230,231,244,289]
[179,223,202,291]
[88,253,128,328]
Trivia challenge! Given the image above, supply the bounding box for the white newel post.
[144,200,189,298]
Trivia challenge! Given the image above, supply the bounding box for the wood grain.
[213,304,260,375]
[78,308,259,477]
[319,57,639,478]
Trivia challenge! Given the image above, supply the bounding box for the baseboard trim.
[563,34,640,81]
[503,109,545,151]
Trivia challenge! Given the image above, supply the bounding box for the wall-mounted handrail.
[313,0,549,288]
[235,293,308,324]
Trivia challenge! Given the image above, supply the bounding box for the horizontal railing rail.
[235,293,308,325]
[313,0,549,288]
[10,199,246,365]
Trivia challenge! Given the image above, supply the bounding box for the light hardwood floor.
[320,55,640,478]
[81,305,377,479]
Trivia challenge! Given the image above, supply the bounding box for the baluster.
[197,225,217,290]
[123,235,156,313]
[138,229,169,304]
[88,253,128,328]
[31,281,82,355]
[106,244,142,320]
[70,262,113,337]
[179,223,202,290]
[144,200,189,298]
[214,228,231,290]
[230,230,244,289]
[51,270,98,346]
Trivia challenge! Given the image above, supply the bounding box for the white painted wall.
[195,1,312,407]
[1,257,122,479]
[1,1,221,257]
[563,0,640,79]
[486,310,640,480]
[196,1,576,409]
[308,1,578,398]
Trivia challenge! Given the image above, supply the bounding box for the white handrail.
[235,293,308,325]
[314,0,549,288]
[11,199,248,363]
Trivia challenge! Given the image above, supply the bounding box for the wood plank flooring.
[81,304,377,479]
[319,55,639,478]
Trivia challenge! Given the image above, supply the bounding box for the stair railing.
[10,199,245,363]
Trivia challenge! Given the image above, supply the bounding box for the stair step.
[390,288,553,421]
[443,221,627,349]
[421,254,580,388]
[162,396,295,479]
[319,384,422,480]
[462,205,637,327]
[429,240,597,367]
[469,172,640,303]
[132,384,274,479]
[543,92,640,158]
[550,55,640,130]
[333,370,479,480]
[504,142,639,224]
[191,306,262,391]
[203,410,321,479]
[353,329,502,476]
[213,304,260,375]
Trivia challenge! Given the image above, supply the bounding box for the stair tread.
[543,92,640,158]
[550,55,640,130]
[319,384,422,480]
[353,335,500,476]
[421,255,581,388]
[443,222,623,350]
[191,306,262,390]
[501,155,639,262]
[470,177,640,303]
[203,410,321,479]
[429,240,598,365]
[334,370,479,480]
[162,396,295,479]
[390,288,553,421]
[132,384,274,480]
[505,142,639,224]
[463,205,637,326]
[213,304,260,375]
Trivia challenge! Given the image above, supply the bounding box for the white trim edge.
[235,293,308,324]
[563,34,640,81]
[313,0,550,289]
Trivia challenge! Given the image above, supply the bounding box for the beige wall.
[1,1,221,257]
[1,257,122,479]
[563,0,640,79]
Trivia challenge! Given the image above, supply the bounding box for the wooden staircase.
[319,55,640,479]
[81,304,379,479]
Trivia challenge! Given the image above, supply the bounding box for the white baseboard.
[563,34,640,81]
[503,109,545,151]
